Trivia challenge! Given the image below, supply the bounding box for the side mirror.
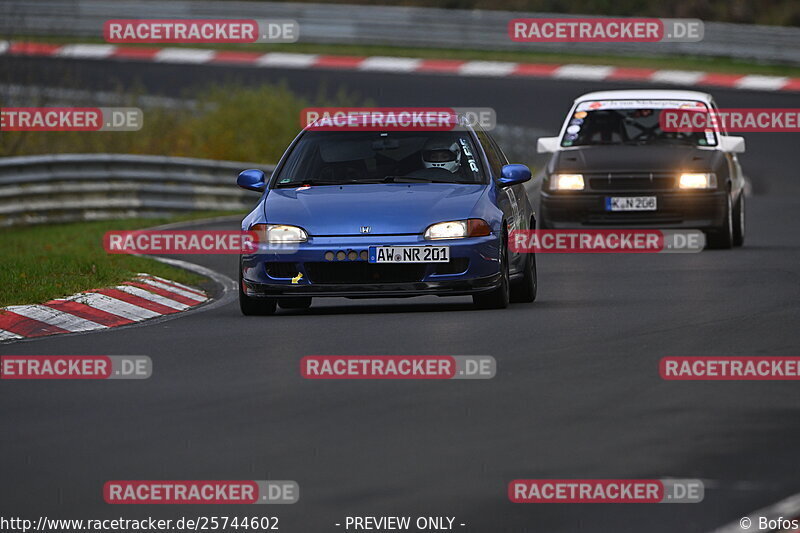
[237,169,267,191]
[537,136,560,154]
[498,164,532,186]
[719,136,745,153]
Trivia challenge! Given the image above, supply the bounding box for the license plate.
[605,196,657,211]
[369,246,450,263]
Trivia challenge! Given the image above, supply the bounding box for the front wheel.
[239,268,277,316]
[473,237,510,309]
[706,194,734,249]
[732,193,745,247]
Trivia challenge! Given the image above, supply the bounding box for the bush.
[1,83,366,163]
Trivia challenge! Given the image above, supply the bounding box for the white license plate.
[369,246,450,263]
[605,196,657,211]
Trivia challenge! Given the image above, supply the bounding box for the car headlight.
[550,173,585,191]
[251,224,308,243]
[679,173,717,189]
[424,219,491,240]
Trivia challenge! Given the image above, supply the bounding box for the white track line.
[4,304,106,332]
[554,64,615,80]
[144,257,237,312]
[66,292,161,321]
[5,40,800,93]
[736,75,789,91]
[358,56,422,72]
[133,278,207,302]
[113,285,190,310]
[650,70,707,85]
[459,61,518,77]
[257,52,318,68]
[55,44,116,59]
[154,48,216,63]
[137,273,207,297]
[0,329,24,341]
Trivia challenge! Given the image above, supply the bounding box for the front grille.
[265,262,299,279]
[587,173,676,192]
[304,262,426,284]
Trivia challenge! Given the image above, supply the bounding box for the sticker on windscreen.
[459,138,480,174]
[576,99,708,112]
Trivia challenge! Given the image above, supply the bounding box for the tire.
[732,193,745,247]
[278,297,312,310]
[706,194,734,250]
[510,251,537,303]
[473,236,510,309]
[239,268,277,316]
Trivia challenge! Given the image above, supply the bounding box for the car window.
[488,133,509,166]
[474,129,504,177]
[273,131,487,187]
[711,102,729,136]
[563,99,717,148]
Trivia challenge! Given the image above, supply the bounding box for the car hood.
[550,145,718,173]
[263,183,487,235]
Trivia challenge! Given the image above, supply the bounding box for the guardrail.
[0,123,548,228]
[0,154,271,227]
[1,0,799,65]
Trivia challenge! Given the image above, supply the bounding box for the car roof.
[574,89,714,104]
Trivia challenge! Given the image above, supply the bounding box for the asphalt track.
[1,56,800,532]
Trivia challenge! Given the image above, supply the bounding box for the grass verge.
[0,211,244,307]
[1,82,365,159]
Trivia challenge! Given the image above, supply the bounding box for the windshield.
[561,99,718,148]
[272,131,486,187]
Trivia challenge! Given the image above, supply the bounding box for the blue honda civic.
[236,122,537,314]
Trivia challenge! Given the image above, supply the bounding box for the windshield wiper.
[274,179,323,188]
[275,176,477,187]
[383,176,455,183]
[384,176,480,184]
[275,178,391,188]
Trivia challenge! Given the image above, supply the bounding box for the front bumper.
[241,234,502,298]
[540,191,727,229]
